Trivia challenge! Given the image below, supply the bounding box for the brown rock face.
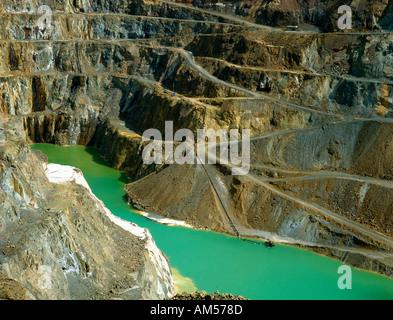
[1,0,393,289]
[0,130,174,300]
[175,0,393,32]
[32,76,47,112]
[170,290,248,300]
[0,275,26,300]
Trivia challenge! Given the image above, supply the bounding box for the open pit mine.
[0,0,393,301]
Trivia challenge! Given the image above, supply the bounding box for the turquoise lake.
[31,144,393,300]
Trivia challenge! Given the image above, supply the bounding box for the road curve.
[203,148,393,250]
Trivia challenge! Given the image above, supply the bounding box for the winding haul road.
[158,0,393,36]
[150,15,393,250]
[12,0,392,253]
[175,48,347,119]
[200,145,393,250]
[119,0,393,264]
[115,26,393,251]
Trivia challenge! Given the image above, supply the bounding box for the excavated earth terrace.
[1,0,393,299]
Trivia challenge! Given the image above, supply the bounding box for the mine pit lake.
[31,144,393,300]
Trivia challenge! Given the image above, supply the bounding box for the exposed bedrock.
[0,130,175,299]
[0,0,233,23]
[0,42,184,79]
[195,56,393,117]
[1,0,393,283]
[175,0,393,32]
[268,177,393,238]
[249,120,393,180]
[90,118,164,181]
[0,74,125,117]
[22,107,100,145]
[4,0,393,34]
[187,31,393,81]
[0,13,239,41]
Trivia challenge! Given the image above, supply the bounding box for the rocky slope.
[169,290,248,300]
[175,0,393,32]
[1,0,393,286]
[0,125,174,299]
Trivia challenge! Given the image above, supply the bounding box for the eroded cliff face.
[1,0,393,282]
[175,0,393,32]
[0,127,174,299]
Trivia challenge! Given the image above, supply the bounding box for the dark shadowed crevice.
[32,76,47,112]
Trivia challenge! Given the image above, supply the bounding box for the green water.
[31,144,393,300]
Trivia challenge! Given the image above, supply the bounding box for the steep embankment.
[1,0,393,281]
[0,125,174,299]
[173,0,393,32]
